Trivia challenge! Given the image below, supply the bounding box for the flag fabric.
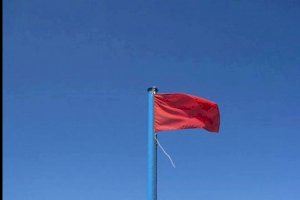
[154,93,220,133]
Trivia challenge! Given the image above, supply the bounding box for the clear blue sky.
[3,1,300,200]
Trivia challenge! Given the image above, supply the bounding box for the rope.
[155,134,176,168]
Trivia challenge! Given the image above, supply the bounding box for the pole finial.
[147,86,158,94]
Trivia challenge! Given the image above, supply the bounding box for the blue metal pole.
[147,87,158,200]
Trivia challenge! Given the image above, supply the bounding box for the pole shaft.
[147,87,157,200]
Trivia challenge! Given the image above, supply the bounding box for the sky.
[3,0,300,200]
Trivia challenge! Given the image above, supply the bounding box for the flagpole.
[147,87,158,200]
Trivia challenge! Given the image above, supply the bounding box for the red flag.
[154,93,220,133]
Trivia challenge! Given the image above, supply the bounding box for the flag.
[154,93,220,133]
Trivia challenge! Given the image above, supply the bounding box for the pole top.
[147,86,158,93]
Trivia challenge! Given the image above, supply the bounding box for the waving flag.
[154,93,220,133]
[147,88,220,200]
